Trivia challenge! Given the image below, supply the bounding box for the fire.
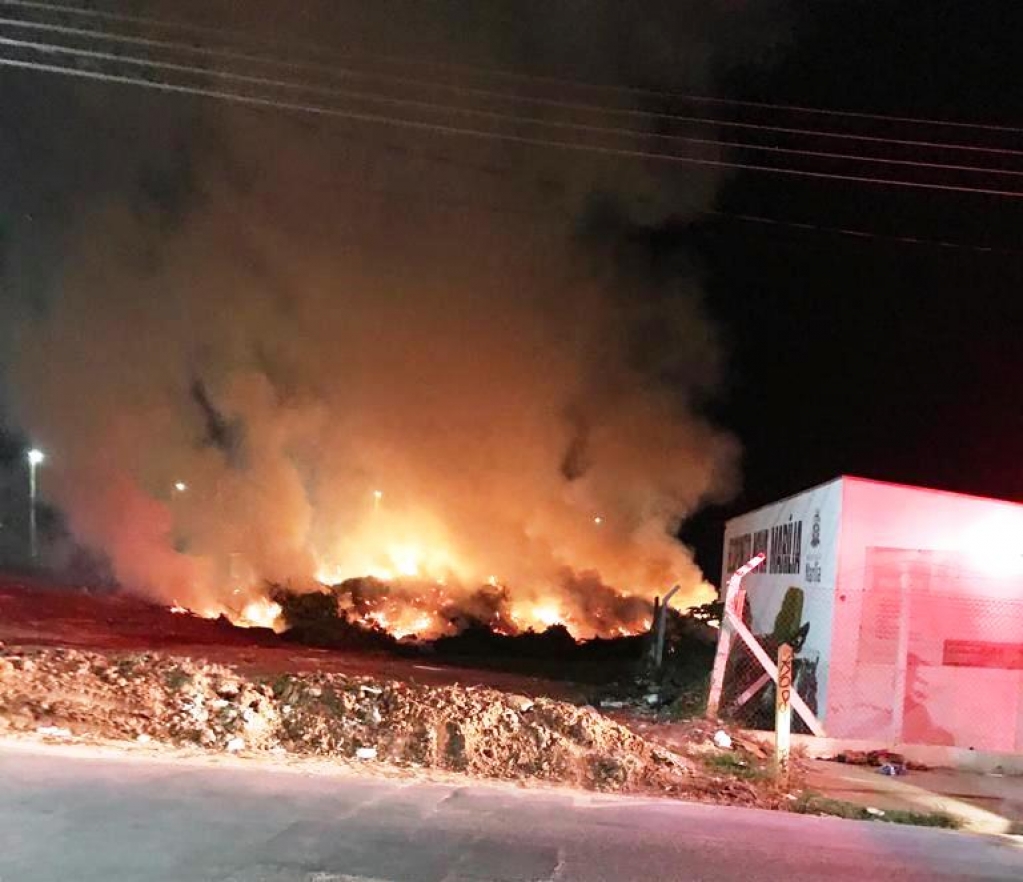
[530,604,564,628]
[238,598,284,631]
[163,506,674,641]
[390,545,422,578]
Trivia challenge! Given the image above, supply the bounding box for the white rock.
[713,730,733,749]
[136,733,152,744]
[866,807,886,817]
[225,737,245,752]
[355,747,377,760]
[36,726,72,738]
[507,694,535,713]
[644,693,660,706]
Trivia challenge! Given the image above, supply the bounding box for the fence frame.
[706,553,826,737]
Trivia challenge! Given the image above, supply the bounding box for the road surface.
[0,744,1020,881]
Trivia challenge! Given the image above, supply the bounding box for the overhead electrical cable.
[2,3,1023,158]
[4,53,1023,200]
[7,0,1023,137]
[4,33,1023,180]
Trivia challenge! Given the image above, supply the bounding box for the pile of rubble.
[0,645,723,797]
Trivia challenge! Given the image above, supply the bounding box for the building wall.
[721,477,843,721]
[827,478,1023,751]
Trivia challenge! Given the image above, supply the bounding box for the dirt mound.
[0,645,713,796]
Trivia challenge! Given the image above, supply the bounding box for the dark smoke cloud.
[2,1,782,628]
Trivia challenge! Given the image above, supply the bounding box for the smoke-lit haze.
[2,2,778,636]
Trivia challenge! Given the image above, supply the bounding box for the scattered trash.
[644,693,660,706]
[0,650,712,802]
[866,807,886,817]
[600,700,626,709]
[832,749,909,770]
[713,730,733,749]
[1,645,791,806]
[878,763,906,776]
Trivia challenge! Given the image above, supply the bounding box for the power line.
[9,0,1023,137]
[703,211,1023,256]
[4,4,1023,161]
[666,94,1023,136]
[4,54,1023,200]
[2,36,1016,256]
[5,32,1023,180]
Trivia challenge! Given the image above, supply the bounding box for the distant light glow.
[373,490,383,500]
[173,481,188,492]
[593,516,603,525]
[27,448,45,465]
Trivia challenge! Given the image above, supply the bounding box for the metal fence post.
[706,553,765,717]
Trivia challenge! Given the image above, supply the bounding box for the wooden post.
[648,596,661,666]
[654,585,680,670]
[775,643,794,781]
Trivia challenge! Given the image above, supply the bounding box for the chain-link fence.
[713,588,822,734]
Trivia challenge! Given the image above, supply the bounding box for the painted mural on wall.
[720,478,843,724]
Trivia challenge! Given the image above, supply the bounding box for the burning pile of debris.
[269,573,653,644]
[0,644,723,797]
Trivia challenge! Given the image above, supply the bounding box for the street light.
[27,448,45,562]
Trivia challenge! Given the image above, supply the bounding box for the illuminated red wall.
[827,478,1023,751]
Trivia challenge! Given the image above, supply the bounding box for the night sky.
[681,0,1023,578]
[1,1,1021,592]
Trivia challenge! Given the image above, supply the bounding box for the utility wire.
[3,4,1023,159]
[5,33,1023,180]
[702,211,1023,256]
[2,37,1017,253]
[8,0,1023,137]
[4,53,1023,200]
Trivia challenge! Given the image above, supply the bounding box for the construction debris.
[0,645,712,798]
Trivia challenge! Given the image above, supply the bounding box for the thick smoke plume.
[5,1,759,635]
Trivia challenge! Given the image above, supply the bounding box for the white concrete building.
[721,476,1023,751]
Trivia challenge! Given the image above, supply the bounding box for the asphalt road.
[1,745,1020,882]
